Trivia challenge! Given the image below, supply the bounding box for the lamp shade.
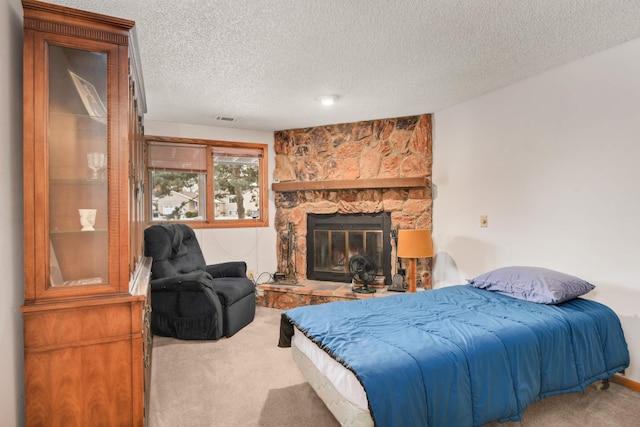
[397,229,434,258]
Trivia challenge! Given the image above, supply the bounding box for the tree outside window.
[213,147,260,220]
[150,171,203,220]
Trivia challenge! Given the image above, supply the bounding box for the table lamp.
[397,229,434,293]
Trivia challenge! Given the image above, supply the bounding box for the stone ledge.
[257,280,393,310]
[271,176,427,192]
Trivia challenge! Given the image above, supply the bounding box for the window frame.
[145,135,269,229]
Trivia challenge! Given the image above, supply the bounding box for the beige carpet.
[149,306,639,427]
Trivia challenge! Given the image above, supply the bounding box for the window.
[146,136,268,228]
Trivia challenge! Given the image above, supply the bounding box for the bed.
[278,268,630,427]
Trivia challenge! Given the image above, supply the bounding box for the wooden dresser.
[21,1,151,425]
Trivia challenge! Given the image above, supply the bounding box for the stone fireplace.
[273,114,433,288]
[272,114,432,290]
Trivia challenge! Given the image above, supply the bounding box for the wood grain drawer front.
[24,303,134,350]
[24,339,134,427]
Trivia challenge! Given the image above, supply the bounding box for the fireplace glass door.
[307,213,391,284]
[313,230,383,275]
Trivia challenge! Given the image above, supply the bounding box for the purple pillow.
[468,266,595,304]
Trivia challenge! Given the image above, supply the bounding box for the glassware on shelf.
[78,208,97,231]
[87,152,106,179]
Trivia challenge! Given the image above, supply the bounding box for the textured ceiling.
[46,0,640,131]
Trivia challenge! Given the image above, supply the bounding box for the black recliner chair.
[144,224,256,340]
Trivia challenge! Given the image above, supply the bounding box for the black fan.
[349,255,377,294]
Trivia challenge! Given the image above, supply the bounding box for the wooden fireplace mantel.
[272,176,427,192]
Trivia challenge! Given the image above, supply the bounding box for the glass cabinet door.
[47,44,109,287]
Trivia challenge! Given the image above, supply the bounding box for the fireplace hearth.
[307,213,391,284]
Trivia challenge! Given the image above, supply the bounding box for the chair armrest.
[206,261,247,279]
[150,270,214,292]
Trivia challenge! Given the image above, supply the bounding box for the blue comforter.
[283,285,629,427]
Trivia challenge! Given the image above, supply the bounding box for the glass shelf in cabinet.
[55,277,105,287]
[50,111,108,125]
[50,228,108,235]
[50,177,107,185]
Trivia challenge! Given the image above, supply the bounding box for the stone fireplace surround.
[261,114,433,309]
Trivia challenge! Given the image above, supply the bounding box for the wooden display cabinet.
[21,1,151,425]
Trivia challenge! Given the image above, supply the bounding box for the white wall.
[433,38,640,382]
[145,121,278,280]
[1,0,25,425]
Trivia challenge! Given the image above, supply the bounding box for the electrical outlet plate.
[247,269,254,280]
[480,215,488,227]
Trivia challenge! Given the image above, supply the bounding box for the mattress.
[292,327,373,426]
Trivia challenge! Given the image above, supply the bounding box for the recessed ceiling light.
[318,95,338,106]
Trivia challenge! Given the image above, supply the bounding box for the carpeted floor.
[149,305,339,427]
[149,305,639,427]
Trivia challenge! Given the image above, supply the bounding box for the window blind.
[211,146,263,158]
[148,142,206,171]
